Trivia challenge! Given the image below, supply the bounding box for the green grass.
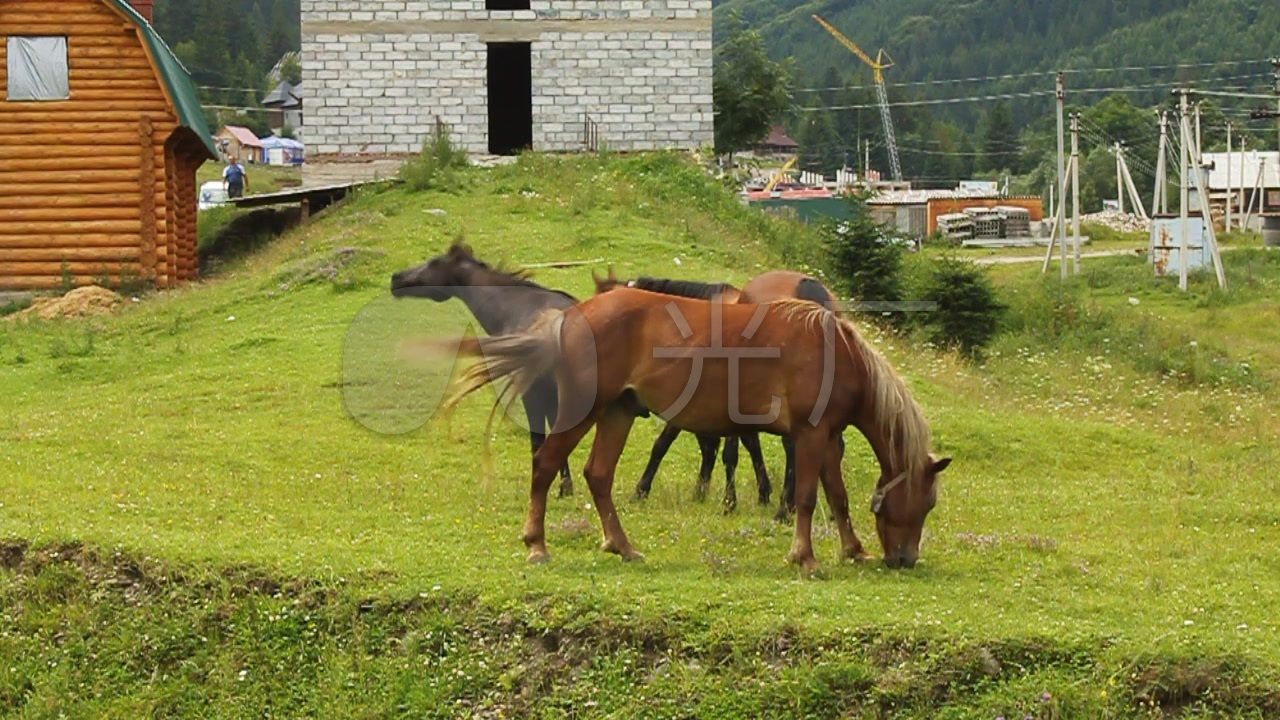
[3,152,1279,718]
[196,162,302,197]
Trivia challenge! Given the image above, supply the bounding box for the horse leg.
[784,428,826,577]
[741,431,771,506]
[774,436,797,523]
[818,431,871,563]
[523,420,594,564]
[694,433,720,503]
[527,382,574,498]
[582,404,643,562]
[636,422,682,501]
[549,404,574,498]
[720,435,739,514]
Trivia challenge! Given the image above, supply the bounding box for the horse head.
[390,241,483,301]
[872,454,952,569]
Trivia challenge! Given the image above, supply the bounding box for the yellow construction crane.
[812,14,902,182]
[764,156,798,193]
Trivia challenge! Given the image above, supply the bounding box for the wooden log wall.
[0,0,207,291]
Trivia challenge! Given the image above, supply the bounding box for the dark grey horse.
[390,241,577,496]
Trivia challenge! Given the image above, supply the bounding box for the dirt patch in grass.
[2,286,121,323]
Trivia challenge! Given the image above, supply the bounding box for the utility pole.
[1116,142,1125,215]
[1239,135,1247,229]
[1273,57,1280,152]
[1119,146,1148,220]
[1154,111,1168,216]
[1194,101,1203,164]
[1175,88,1228,291]
[1226,122,1233,232]
[1071,112,1081,274]
[1056,72,1067,279]
[1178,90,1191,291]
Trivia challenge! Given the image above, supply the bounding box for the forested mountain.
[152,0,301,135]
[716,0,1280,196]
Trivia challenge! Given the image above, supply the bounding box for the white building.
[299,0,714,159]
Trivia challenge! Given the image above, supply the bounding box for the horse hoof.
[527,551,551,564]
[623,551,646,564]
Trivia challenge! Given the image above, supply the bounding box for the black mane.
[451,242,579,302]
[630,276,735,300]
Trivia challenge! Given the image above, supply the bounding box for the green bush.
[399,124,469,193]
[917,255,1006,359]
[821,194,909,325]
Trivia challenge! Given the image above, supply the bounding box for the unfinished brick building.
[300,0,714,160]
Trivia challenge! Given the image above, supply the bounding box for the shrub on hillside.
[917,256,1006,359]
[399,125,469,193]
[822,194,910,326]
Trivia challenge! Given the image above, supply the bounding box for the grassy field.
[3,152,1279,718]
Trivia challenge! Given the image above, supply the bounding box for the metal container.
[1150,214,1212,276]
[1262,215,1280,247]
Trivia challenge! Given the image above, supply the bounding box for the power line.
[796,70,1055,94]
[795,89,1055,112]
[794,59,1268,94]
[1064,58,1266,75]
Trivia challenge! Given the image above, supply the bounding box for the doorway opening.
[486,0,529,8]
[486,42,533,156]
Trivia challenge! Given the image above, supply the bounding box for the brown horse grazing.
[417,286,950,574]
[587,272,772,512]
[593,268,846,522]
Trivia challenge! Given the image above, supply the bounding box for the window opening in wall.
[486,42,533,155]
[6,36,70,101]
[486,0,530,10]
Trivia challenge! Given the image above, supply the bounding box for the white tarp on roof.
[868,188,1000,205]
[6,37,69,101]
[1202,151,1280,191]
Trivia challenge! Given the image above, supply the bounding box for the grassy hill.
[3,152,1280,717]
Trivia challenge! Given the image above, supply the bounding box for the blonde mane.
[768,299,932,482]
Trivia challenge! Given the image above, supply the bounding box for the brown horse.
[593,268,846,521]
[587,273,772,512]
[414,286,950,574]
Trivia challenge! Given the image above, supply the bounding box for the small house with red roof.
[214,125,264,164]
[757,125,799,157]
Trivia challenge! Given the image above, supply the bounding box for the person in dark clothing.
[223,156,249,199]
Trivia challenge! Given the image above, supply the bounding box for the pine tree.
[981,102,1018,173]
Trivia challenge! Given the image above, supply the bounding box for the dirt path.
[973,248,1145,265]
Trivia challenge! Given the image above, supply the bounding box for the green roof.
[107,0,218,159]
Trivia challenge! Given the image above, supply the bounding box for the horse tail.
[441,308,566,417]
[796,276,839,313]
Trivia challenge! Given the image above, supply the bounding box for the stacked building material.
[936,212,974,242]
[965,207,1003,239]
[994,205,1032,237]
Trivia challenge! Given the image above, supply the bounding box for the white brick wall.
[301,0,713,156]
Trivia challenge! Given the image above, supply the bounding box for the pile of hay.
[5,286,122,322]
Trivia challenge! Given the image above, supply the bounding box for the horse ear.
[448,239,472,258]
[930,456,952,474]
[607,265,618,282]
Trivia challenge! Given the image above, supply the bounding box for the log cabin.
[0,0,216,291]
